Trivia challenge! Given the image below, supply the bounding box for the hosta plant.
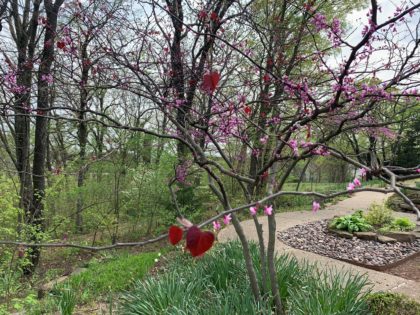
[329,211,373,233]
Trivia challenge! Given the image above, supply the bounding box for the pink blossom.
[312,201,320,213]
[311,145,330,156]
[213,220,221,231]
[353,178,362,187]
[312,13,327,31]
[260,135,268,144]
[176,166,187,182]
[223,214,232,225]
[4,71,27,94]
[288,140,299,156]
[416,169,420,173]
[174,99,184,107]
[329,18,342,47]
[249,206,257,216]
[41,74,54,84]
[347,182,355,191]
[359,168,367,177]
[264,205,273,216]
[300,141,313,148]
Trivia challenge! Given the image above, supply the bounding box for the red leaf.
[186,226,215,257]
[57,41,65,49]
[198,10,207,20]
[201,71,220,94]
[168,225,183,245]
[210,11,218,21]
[185,226,201,251]
[193,231,214,257]
[261,171,269,181]
[244,106,252,115]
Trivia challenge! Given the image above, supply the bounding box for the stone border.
[335,251,420,272]
[326,225,419,270]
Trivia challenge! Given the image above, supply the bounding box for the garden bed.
[278,220,420,269]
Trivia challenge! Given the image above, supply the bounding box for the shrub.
[389,217,416,231]
[367,292,420,315]
[364,203,393,227]
[329,211,373,233]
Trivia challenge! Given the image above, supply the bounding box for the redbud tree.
[0,0,420,312]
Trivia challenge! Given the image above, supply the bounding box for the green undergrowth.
[121,241,372,315]
[16,251,158,314]
[367,292,420,315]
[59,252,158,302]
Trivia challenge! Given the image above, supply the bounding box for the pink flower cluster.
[249,204,273,216]
[208,101,245,143]
[41,73,54,85]
[312,201,320,213]
[347,177,362,192]
[311,14,342,47]
[299,142,330,156]
[175,161,190,184]
[4,71,27,94]
[329,18,342,47]
[359,168,368,178]
[213,213,233,231]
[311,145,330,156]
[260,135,269,144]
[288,140,299,157]
[312,13,328,31]
[283,76,313,105]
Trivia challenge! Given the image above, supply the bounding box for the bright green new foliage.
[364,203,393,227]
[329,211,373,233]
[388,217,416,231]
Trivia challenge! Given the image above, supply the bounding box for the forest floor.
[219,191,420,300]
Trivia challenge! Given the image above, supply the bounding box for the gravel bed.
[278,220,420,267]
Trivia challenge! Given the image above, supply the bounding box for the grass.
[121,241,372,314]
[59,252,158,303]
[282,179,386,194]
[17,251,158,314]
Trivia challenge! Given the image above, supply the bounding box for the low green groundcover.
[367,292,420,315]
[62,252,158,302]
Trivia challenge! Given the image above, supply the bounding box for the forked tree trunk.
[26,0,64,274]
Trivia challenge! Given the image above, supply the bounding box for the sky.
[337,0,420,83]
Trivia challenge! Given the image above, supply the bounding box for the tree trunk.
[76,43,90,233]
[26,0,63,274]
[12,0,42,233]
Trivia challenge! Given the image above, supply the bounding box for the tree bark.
[27,0,64,274]
[76,42,90,233]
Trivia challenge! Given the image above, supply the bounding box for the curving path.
[218,191,420,300]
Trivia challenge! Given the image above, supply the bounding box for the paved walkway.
[218,191,420,300]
